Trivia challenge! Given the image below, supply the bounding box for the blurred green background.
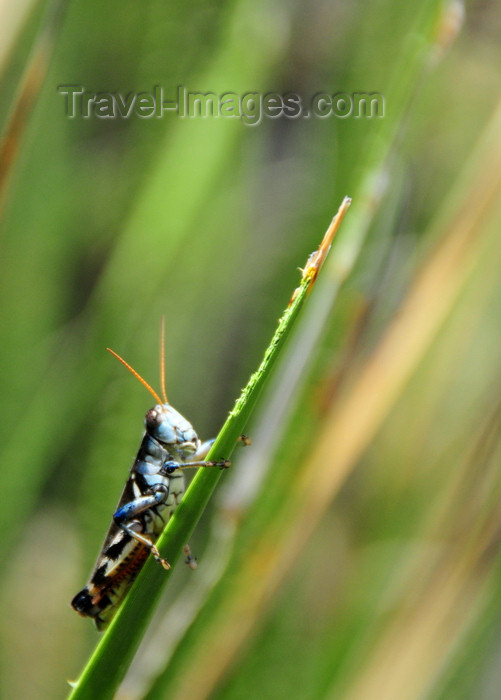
[2,0,501,698]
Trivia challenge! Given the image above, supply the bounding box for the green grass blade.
[67,198,351,700]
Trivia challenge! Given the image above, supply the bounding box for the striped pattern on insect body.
[71,345,229,630]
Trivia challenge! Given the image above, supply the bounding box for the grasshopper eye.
[145,408,161,430]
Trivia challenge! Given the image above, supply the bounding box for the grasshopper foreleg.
[183,544,198,570]
[192,439,215,460]
[161,434,250,475]
[194,436,251,457]
[113,484,171,569]
[162,458,231,474]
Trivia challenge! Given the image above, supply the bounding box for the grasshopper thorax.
[145,404,199,457]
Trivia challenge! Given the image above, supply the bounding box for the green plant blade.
[67,198,351,700]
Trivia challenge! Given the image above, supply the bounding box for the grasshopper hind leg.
[116,524,171,570]
[113,484,171,569]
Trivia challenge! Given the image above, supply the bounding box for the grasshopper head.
[145,404,199,456]
[106,343,200,458]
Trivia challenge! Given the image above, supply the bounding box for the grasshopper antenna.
[160,316,168,404]
[107,348,163,406]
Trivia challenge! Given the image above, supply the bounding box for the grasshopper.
[71,339,229,630]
